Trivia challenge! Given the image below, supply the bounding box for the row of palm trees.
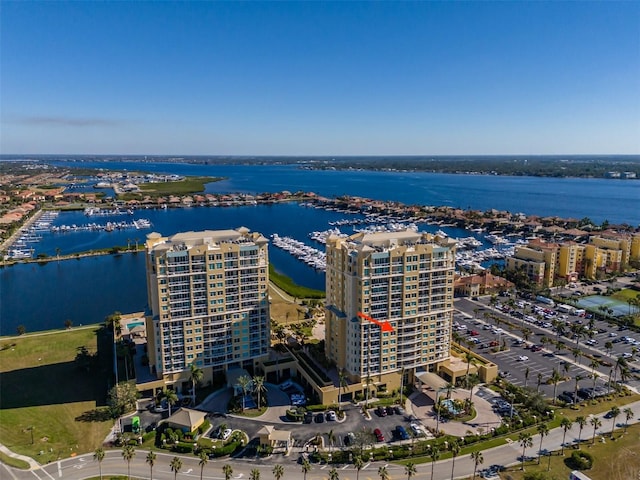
[93,444,489,480]
[517,406,636,471]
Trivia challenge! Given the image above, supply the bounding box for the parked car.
[345,432,356,446]
[394,405,406,415]
[376,406,387,417]
[374,428,385,442]
[303,412,314,424]
[221,428,232,440]
[386,406,395,415]
[326,410,337,421]
[409,422,423,436]
[395,425,409,440]
[315,413,325,423]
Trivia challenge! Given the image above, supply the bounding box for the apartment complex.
[324,230,457,392]
[144,228,270,390]
[507,234,640,287]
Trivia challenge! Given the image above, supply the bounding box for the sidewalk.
[0,443,40,470]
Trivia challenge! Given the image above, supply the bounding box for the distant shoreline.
[3,154,640,180]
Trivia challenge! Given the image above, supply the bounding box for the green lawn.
[137,176,221,195]
[497,421,640,480]
[269,264,325,299]
[611,288,640,303]
[0,326,113,462]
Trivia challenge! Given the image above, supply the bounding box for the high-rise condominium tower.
[325,230,456,388]
[144,228,270,387]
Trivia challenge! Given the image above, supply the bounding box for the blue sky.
[1,1,639,155]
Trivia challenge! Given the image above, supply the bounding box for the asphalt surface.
[4,398,640,479]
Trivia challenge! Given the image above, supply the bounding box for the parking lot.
[455,293,640,399]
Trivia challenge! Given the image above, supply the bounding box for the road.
[3,398,640,480]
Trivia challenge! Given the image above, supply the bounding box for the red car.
[469,330,480,336]
[531,345,543,352]
[374,428,385,442]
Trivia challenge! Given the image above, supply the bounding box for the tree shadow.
[75,407,114,422]
[1,327,112,410]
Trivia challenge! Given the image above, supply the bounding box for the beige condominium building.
[144,228,270,391]
[508,234,640,287]
[324,230,457,393]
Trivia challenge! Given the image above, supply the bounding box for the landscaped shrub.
[198,419,211,434]
[569,450,593,470]
[286,409,304,421]
[172,442,194,454]
[305,404,328,412]
[210,441,241,457]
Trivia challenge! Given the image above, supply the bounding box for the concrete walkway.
[409,385,503,437]
[0,443,40,470]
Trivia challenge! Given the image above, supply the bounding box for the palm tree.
[237,375,252,412]
[327,429,336,452]
[524,366,530,389]
[164,388,179,416]
[604,340,613,358]
[430,446,440,480]
[572,375,583,404]
[549,369,562,405]
[576,416,587,447]
[404,462,417,480]
[338,368,348,410]
[223,464,233,480]
[170,456,183,480]
[450,441,461,479]
[301,459,311,480]
[146,450,157,480]
[464,352,476,388]
[328,467,339,480]
[444,382,456,399]
[272,464,285,480]
[353,456,364,480]
[471,450,484,480]
[121,444,135,480]
[536,423,549,464]
[536,372,543,393]
[378,465,390,480]
[518,432,533,470]
[590,416,602,444]
[190,362,204,406]
[93,447,105,480]
[560,418,572,455]
[198,451,208,480]
[571,347,582,365]
[253,375,267,409]
[609,406,621,438]
[613,355,628,386]
[621,407,633,432]
[250,468,261,480]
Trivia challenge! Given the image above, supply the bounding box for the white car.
[326,410,337,421]
[609,332,618,337]
[409,422,423,436]
[623,352,633,359]
[221,428,233,440]
[517,355,529,361]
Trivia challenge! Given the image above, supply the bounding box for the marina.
[4,211,152,260]
[271,233,327,271]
